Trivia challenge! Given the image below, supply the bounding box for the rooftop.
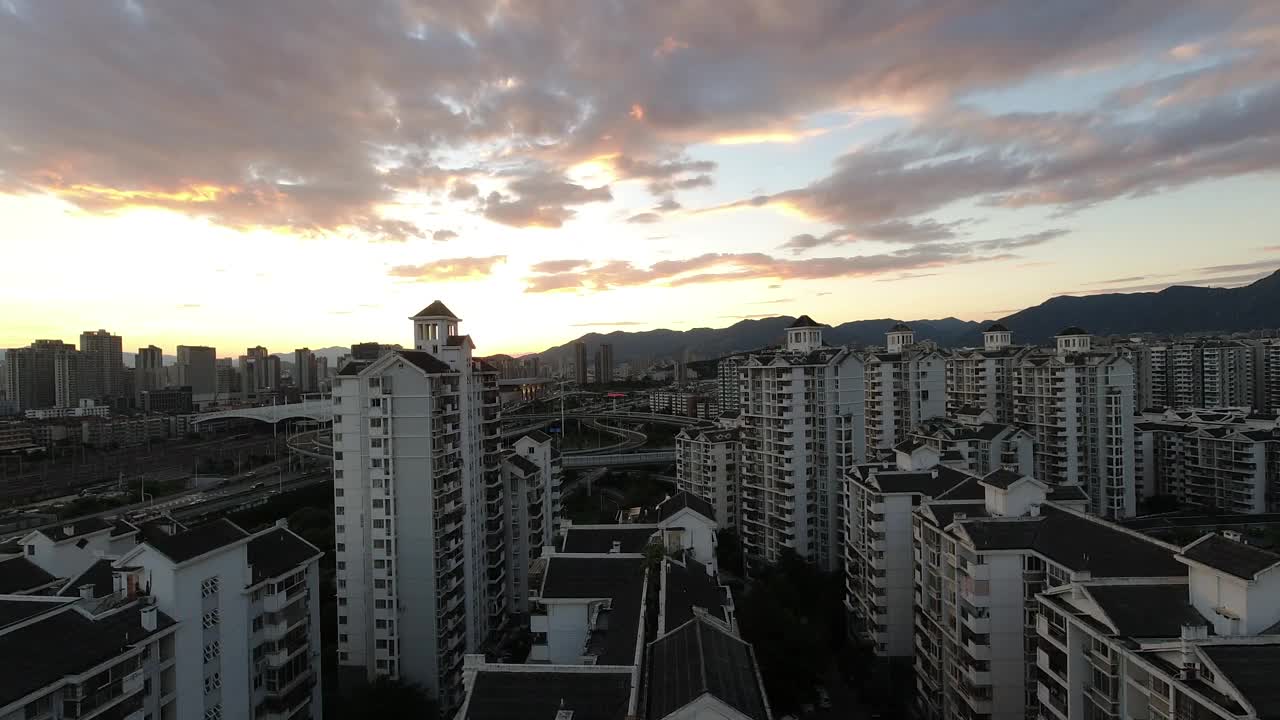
[787,315,824,329]
[412,300,459,319]
[0,556,57,594]
[646,616,769,720]
[0,601,175,708]
[863,465,972,497]
[1200,644,1280,720]
[984,322,1009,332]
[247,527,321,585]
[464,668,633,720]
[1086,583,1210,638]
[141,518,249,564]
[890,322,912,332]
[1057,326,1088,336]
[57,558,114,598]
[663,557,730,631]
[541,556,646,665]
[522,429,552,444]
[396,349,454,374]
[34,516,113,542]
[656,492,716,524]
[979,467,1028,490]
[561,526,657,555]
[1179,534,1280,581]
[505,453,541,476]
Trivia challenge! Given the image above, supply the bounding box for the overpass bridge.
[561,451,676,469]
[191,396,333,425]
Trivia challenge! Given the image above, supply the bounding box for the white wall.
[545,602,591,664]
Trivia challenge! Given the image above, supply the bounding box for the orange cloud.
[630,104,646,121]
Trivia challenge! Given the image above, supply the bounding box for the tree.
[340,677,439,719]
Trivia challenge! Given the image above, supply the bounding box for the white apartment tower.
[501,431,561,614]
[863,324,946,454]
[945,323,1029,423]
[1013,327,1137,518]
[676,426,741,532]
[738,315,864,571]
[332,301,504,710]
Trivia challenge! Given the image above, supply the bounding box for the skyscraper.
[294,348,318,392]
[135,345,164,395]
[944,323,1029,422]
[737,315,865,571]
[4,340,79,411]
[861,323,946,453]
[239,346,269,397]
[333,302,505,709]
[573,341,588,385]
[595,343,613,384]
[78,329,124,402]
[176,345,217,396]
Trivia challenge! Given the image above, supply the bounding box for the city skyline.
[4,2,1280,355]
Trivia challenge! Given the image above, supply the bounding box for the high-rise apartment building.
[594,343,613,384]
[573,341,588,385]
[908,410,1035,477]
[716,354,745,416]
[1013,328,1137,518]
[1135,409,1280,513]
[862,324,946,454]
[676,426,741,532]
[1139,340,1257,409]
[135,344,165,396]
[294,348,318,392]
[945,323,1029,423]
[332,301,505,709]
[1264,340,1280,411]
[78,329,125,402]
[738,315,864,571]
[177,345,218,397]
[3,339,80,411]
[501,431,560,614]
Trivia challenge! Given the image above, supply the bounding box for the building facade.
[332,301,504,709]
[945,324,1029,423]
[78,329,125,403]
[177,345,218,397]
[862,324,946,455]
[737,315,864,571]
[676,426,741,533]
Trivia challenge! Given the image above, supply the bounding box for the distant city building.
[1013,328,1136,518]
[573,341,588,385]
[349,341,381,361]
[333,301,505,709]
[293,348,318,392]
[4,339,80,411]
[135,344,165,395]
[78,329,125,402]
[176,345,217,396]
[716,354,745,416]
[214,357,240,398]
[594,343,613,384]
[944,323,1030,423]
[140,385,193,414]
[239,346,270,397]
[1138,340,1257,409]
[25,399,111,420]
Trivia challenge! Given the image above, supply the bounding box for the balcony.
[1038,683,1068,720]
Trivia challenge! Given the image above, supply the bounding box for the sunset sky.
[3,1,1280,357]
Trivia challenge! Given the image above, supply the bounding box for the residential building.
[457,493,769,720]
[1013,328,1137,518]
[502,431,561,614]
[738,315,864,571]
[945,324,1029,423]
[266,355,283,393]
[79,329,126,403]
[3,340,79,411]
[649,387,714,418]
[717,354,745,416]
[0,421,33,451]
[911,475,1181,720]
[294,348,318,393]
[1265,340,1280,411]
[1135,410,1280,512]
[215,358,240,398]
[595,343,614,384]
[676,426,741,533]
[862,324,946,454]
[136,344,165,395]
[81,415,168,448]
[0,594,177,720]
[1036,534,1280,720]
[574,341,588,385]
[140,386,194,414]
[177,345,218,397]
[240,346,270,397]
[908,410,1035,477]
[332,301,504,709]
[1141,340,1258,409]
[24,399,111,420]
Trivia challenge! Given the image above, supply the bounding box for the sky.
[3,1,1280,357]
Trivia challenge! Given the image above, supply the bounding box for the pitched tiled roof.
[36,517,113,543]
[663,557,730,630]
[1057,326,1088,336]
[787,315,823,329]
[57,558,114,598]
[337,359,372,376]
[1179,534,1280,581]
[412,300,458,319]
[522,430,552,444]
[0,557,57,594]
[647,616,769,720]
[1200,644,1280,719]
[141,518,248,564]
[984,322,1009,332]
[541,556,645,665]
[247,528,321,585]
[979,468,1027,490]
[465,669,632,720]
[505,453,541,476]
[1087,584,1210,638]
[658,492,716,524]
[396,349,453,374]
[561,526,657,554]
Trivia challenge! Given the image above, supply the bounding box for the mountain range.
[533,269,1280,366]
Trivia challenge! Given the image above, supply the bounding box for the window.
[203,673,221,694]
[336,524,345,534]
[252,615,263,632]
[335,488,344,497]
[336,506,344,516]
[339,615,347,625]
[253,674,263,690]
[203,641,221,662]
[373,519,385,528]
[376,619,386,629]
[376,639,388,649]
[25,545,34,556]
[374,579,386,589]
[338,598,347,607]
[339,634,348,643]
[374,559,386,569]
[375,600,388,609]
[201,609,221,629]
[201,576,220,598]
[337,543,345,552]
[204,705,223,720]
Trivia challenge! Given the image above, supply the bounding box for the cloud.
[720,314,780,320]
[874,273,939,282]
[654,197,682,212]
[3,0,1258,245]
[432,229,459,241]
[1087,275,1150,285]
[523,245,1019,293]
[751,298,795,304]
[781,218,967,253]
[482,173,612,228]
[1062,270,1275,295]
[388,256,506,282]
[1196,259,1280,275]
[767,284,781,289]
[176,303,201,309]
[569,321,648,327]
[531,259,591,273]
[627,212,661,224]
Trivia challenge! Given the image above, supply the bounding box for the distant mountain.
[997,269,1280,344]
[535,316,983,366]
[533,269,1280,366]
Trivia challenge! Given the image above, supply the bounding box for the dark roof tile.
[561,527,656,555]
[1200,644,1280,719]
[0,556,57,594]
[647,617,768,720]
[395,349,454,374]
[657,492,716,524]
[1087,584,1210,638]
[141,518,248,564]
[247,528,320,585]
[1180,534,1280,581]
[412,300,459,319]
[787,315,824,329]
[465,669,632,720]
